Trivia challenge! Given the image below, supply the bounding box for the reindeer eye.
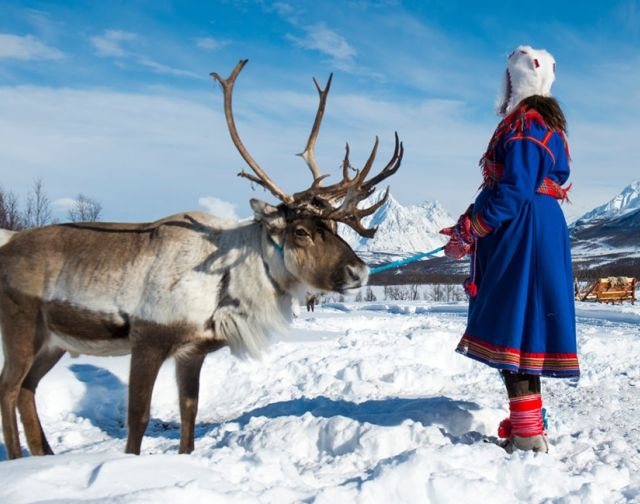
[295,228,310,237]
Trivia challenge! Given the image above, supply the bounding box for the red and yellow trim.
[470,212,492,237]
[456,333,580,377]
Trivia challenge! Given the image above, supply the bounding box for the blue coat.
[456,111,579,378]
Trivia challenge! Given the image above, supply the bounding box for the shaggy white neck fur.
[210,222,303,359]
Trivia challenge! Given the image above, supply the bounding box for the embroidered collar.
[479,105,550,190]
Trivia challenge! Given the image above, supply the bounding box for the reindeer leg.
[0,297,41,460]
[0,355,34,460]
[17,347,65,455]
[125,344,168,455]
[175,353,206,454]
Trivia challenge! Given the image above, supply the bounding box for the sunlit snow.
[1,299,639,503]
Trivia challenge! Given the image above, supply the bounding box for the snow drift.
[1,301,639,502]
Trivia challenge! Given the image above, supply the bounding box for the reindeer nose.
[346,264,369,287]
[346,265,360,282]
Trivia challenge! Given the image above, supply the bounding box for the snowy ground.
[1,300,639,503]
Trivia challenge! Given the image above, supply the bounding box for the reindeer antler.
[210,60,293,204]
[297,74,332,184]
[290,133,403,237]
[211,60,403,238]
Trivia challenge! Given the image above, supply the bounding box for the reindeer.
[0,60,403,459]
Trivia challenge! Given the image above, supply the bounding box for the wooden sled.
[576,277,637,305]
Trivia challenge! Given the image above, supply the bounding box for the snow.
[338,191,454,259]
[1,299,640,502]
[573,180,640,227]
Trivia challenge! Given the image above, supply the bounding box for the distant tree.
[430,284,444,302]
[444,284,454,302]
[0,188,24,230]
[23,178,53,228]
[68,193,102,222]
[364,287,377,302]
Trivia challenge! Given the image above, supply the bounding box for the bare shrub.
[23,178,53,228]
[68,194,102,222]
[0,188,23,230]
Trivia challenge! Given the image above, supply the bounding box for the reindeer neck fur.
[206,218,304,358]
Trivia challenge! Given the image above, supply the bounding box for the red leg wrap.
[509,394,544,437]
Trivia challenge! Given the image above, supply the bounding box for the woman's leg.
[500,371,548,453]
[501,371,540,397]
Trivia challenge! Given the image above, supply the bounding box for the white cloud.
[269,2,303,24]
[195,37,229,51]
[272,2,297,16]
[0,84,488,223]
[90,30,137,57]
[0,33,64,61]
[198,196,239,220]
[89,30,200,79]
[138,58,202,79]
[23,9,62,39]
[53,197,77,210]
[289,23,357,64]
[0,82,637,224]
[348,0,400,8]
[284,21,381,78]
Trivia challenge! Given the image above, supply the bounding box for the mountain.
[338,191,454,261]
[335,182,640,283]
[570,181,640,276]
[573,180,640,227]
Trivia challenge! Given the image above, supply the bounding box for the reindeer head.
[249,198,368,293]
[211,60,403,293]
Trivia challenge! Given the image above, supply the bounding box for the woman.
[441,46,579,453]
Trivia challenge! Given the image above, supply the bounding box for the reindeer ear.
[251,198,277,219]
[250,199,286,230]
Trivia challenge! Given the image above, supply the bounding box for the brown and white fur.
[0,199,368,458]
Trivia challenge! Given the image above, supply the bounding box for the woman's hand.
[440,214,476,259]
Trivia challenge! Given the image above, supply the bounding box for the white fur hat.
[496,45,556,116]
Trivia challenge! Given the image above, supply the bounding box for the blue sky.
[1,0,639,222]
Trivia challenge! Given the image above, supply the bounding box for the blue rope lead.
[369,246,445,274]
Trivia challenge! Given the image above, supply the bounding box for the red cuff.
[470,212,492,237]
[509,394,543,412]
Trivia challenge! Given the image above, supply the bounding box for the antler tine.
[311,174,331,189]
[323,132,403,236]
[237,170,262,185]
[346,220,378,239]
[290,140,353,202]
[326,194,378,238]
[362,132,403,192]
[358,186,389,218]
[326,185,388,237]
[289,131,403,238]
[354,136,379,183]
[297,73,333,183]
[342,142,354,181]
[211,60,293,204]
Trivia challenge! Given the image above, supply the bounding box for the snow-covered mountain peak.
[338,190,454,258]
[574,180,640,226]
